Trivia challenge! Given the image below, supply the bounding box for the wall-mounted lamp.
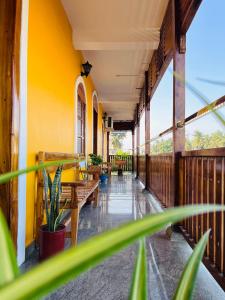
[81,61,92,77]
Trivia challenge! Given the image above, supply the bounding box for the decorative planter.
[100,174,108,183]
[39,224,65,261]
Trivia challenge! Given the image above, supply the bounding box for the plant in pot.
[100,169,108,183]
[89,153,103,166]
[39,165,66,260]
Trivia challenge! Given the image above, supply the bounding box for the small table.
[115,160,126,176]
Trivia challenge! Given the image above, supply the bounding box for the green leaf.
[173,230,210,300]
[173,71,225,128]
[0,159,78,185]
[49,166,62,231]
[0,205,223,300]
[0,211,19,287]
[43,168,50,229]
[129,239,147,300]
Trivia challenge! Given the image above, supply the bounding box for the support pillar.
[135,118,140,179]
[172,0,186,206]
[107,132,109,162]
[144,71,150,189]
[132,129,135,172]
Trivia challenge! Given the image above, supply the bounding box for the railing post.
[172,0,186,206]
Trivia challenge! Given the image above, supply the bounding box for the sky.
[149,0,225,139]
[115,0,225,152]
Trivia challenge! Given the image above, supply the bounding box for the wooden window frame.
[77,84,86,155]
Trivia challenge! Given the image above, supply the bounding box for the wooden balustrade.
[108,155,133,172]
[147,154,174,207]
[137,148,225,289]
[179,149,225,288]
[137,155,146,185]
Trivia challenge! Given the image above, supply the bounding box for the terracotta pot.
[39,224,65,261]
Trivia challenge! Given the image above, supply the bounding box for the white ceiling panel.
[61,0,169,120]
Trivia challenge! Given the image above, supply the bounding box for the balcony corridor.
[29,175,224,300]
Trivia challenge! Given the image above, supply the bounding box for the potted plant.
[39,165,66,260]
[89,153,103,165]
[100,169,108,183]
[89,154,108,183]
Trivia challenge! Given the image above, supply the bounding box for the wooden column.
[0,0,21,245]
[107,132,110,162]
[145,71,150,189]
[172,0,186,206]
[132,129,135,172]
[135,106,140,179]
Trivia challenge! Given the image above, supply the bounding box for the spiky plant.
[42,166,65,232]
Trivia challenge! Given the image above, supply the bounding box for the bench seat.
[36,151,100,247]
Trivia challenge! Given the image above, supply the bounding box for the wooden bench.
[36,151,100,246]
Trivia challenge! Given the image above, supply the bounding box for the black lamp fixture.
[81,61,92,77]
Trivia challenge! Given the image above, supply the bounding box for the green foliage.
[89,153,103,165]
[0,205,224,300]
[129,239,147,300]
[110,132,126,152]
[0,159,77,185]
[151,138,173,154]
[151,130,225,154]
[0,161,223,300]
[0,211,19,286]
[43,166,66,232]
[174,230,210,299]
[186,130,225,150]
[115,150,129,156]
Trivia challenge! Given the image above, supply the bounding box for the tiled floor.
[22,175,225,299]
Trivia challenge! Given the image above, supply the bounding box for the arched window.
[77,83,86,154]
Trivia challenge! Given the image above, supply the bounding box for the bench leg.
[71,208,79,246]
[35,188,44,248]
[93,187,99,208]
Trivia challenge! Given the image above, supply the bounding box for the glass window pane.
[77,119,82,136]
[77,137,82,153]
[77,99,82,117]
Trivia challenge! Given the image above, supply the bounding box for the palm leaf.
[0,211,19,287]
[173,230,210,300]
[173,71,225,128]
[197,78,225,86]
[0,205,223,300]
[129,239,147,300]
[0,159,77,185]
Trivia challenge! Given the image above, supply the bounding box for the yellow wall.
[27,0,105,246]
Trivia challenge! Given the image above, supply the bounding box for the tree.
[151,130,225,154]
[110,132,126,153]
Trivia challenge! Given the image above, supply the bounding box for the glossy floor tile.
[23,175,225,299]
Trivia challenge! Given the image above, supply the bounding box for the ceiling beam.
[74,41,159,51]
[113,121,135,131]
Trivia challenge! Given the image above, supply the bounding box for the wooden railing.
[137,148,225,289]
[179,149,225,287]
[147,154,174,207]
[137,155,146,185]
[109,155,133,172]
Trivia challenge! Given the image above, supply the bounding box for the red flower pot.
[39,224,65,261]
